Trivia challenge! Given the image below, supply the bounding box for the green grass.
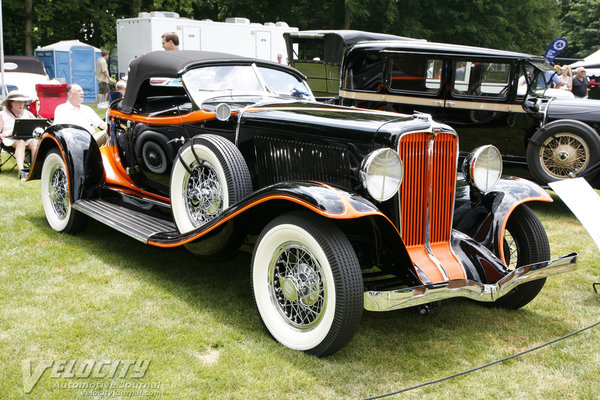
[1,163,599,399]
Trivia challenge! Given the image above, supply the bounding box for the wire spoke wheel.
[40,149,87,233]
[184,160,223,227]
[49,165,69,219]
[252,212,363,356]
[539,133,589,179]
[170,135,252,257]
[269,243,326,330]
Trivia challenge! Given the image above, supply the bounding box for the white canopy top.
[36,40,100,52]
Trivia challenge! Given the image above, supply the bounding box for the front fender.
[453,175,551,263]
[28,124,104,203]
[149,180,418,284]
[149,180,395,242]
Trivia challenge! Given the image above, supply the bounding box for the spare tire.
[170,134,252,257]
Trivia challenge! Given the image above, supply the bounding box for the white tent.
[570,49,600,77]
[571,49,600,68]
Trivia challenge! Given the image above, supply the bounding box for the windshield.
[181,64,314,106]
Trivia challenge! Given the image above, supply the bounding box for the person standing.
[560,65,573,91]
[54,84,107,146]
[96,49,114,108]
[161,32,179,50]
[572,67,590,99]
[0,91,39,179]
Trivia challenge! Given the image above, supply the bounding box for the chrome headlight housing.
[360,148,403,202]
[462,145,502,193]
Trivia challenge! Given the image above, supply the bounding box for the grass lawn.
[1,160,599,399]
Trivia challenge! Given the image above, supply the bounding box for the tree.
[559,0,600,58]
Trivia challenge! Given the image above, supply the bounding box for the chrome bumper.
[364,253,578,312]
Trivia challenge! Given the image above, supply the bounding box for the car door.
[442,57,519,155]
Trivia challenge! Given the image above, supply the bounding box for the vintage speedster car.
[26,51,577,356]
[338,40,600,187]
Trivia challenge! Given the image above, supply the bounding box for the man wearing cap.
[53,83,107,146]
[0,91,39,179]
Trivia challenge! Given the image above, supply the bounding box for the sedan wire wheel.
[184,160,223,227]
[539,133,589,178]
[270,243,326,330]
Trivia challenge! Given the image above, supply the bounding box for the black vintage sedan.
[26,51,576,356]
[339,40,600,187]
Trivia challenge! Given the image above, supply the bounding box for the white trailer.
[116,11,298,77]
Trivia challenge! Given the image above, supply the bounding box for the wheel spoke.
[184,161,223,227]
[269,243,326,330]
[540,133,589,178]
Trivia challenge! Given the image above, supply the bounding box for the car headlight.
[360,148,403,202]
[462,145,502,193]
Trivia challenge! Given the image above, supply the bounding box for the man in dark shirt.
[572,67,590,98]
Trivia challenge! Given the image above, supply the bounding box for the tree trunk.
[25,0,33,55]
[344,3,351,29]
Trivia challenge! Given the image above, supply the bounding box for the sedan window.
[452,60,510,98]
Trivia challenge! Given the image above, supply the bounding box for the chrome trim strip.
[364,253,577,311]
[339,89,527,113]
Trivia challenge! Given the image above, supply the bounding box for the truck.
[116,11,297,78]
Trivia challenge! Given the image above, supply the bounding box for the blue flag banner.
[544,38,568,63]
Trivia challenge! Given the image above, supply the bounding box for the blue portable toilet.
[35,40,102,103]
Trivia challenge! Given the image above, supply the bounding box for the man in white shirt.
[54,83,107,146]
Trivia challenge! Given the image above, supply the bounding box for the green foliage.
[559,0,600,58]
[0,0,597,57]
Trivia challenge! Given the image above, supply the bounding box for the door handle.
[433,100,443,105]
[446,101,456,107]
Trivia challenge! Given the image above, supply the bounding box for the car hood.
[240,100,427,137]
[545,97,600,123]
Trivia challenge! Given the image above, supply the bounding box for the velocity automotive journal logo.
[22,359,152,394]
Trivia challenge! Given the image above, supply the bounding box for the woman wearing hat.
[0,91,39,179]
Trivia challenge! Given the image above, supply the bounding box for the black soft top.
[122,50,305,113]
[4,56,47,75]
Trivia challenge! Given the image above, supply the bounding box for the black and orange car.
[26,51,577,356]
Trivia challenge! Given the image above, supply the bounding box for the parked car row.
[26,50,577,355]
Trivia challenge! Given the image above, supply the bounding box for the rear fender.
[28,124,104,203]
[453,175,551,265]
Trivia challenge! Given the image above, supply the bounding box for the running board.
[74,199,177,243]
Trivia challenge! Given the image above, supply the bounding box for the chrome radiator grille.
[398,132,458,247]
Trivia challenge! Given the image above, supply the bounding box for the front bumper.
[364,253,577,311]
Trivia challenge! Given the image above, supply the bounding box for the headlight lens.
[360,148,403,202]
[462,145,502,193]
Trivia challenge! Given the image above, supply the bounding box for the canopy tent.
[570,49,600,78]
[571,49,600,69]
